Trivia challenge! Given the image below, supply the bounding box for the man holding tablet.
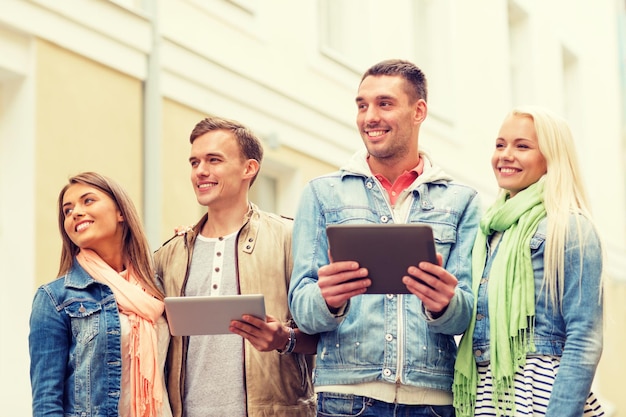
[288,59,481,417]
[155,116,317,417]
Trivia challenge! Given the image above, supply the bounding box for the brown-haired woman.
[29,172,172,417]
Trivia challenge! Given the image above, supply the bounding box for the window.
[508,1,533,106]
[249,153,300,217]
[318,0,372,72]
[249,174,277,214]
[562,46,582,142]
[413,0,456,124]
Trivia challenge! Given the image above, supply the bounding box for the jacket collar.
[64,259,97,289]
[340,148,454,185]
[189,203,261,254]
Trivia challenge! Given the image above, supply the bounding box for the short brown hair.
[190,115,264,186]
[361,59,428,103]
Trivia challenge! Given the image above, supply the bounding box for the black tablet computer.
[326,224,437,294]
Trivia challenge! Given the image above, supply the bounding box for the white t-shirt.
[183,232,246,417]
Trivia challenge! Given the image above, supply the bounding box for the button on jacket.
[288,150,481,392]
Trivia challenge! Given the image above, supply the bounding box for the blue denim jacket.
[29,260,123,417]
[288,151,480,391]
[472,214,603,416]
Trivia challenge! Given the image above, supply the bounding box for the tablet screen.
[164,294,266,336]
[326,224,437,294]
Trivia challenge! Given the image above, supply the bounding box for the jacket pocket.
[65,301,102,344]
[422,222,457,260]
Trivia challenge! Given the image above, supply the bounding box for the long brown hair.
[57,172,163,300]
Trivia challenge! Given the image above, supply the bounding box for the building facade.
[1,0,625,415]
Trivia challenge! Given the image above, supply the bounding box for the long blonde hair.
[57,172,163,300]
[507,106,598,308]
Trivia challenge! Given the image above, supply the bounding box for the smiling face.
[189,129,257,210]
[355,75,426,167]
[62,183,124,258]
[492,114,548,198]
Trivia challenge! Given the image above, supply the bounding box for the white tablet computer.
[164,294,266,336]
[326,224,437,294]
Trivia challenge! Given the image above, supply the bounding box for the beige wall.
[597,279,626,414]
[34,39,143,286]
[160,99,205,242]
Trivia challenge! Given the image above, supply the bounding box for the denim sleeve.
[545,216,603,417]
[29,287,69,416]
[288,183,345,334]
[428,190,481,335]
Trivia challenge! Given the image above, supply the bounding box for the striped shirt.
[474,356,604,416]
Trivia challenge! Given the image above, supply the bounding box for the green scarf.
[453,180,546,417]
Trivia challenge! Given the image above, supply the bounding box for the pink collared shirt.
[373,157,424,206]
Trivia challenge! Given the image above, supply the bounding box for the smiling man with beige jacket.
[155,115,317,417]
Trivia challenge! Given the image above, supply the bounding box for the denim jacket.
[29,261,123,417]
[288,150,481,392]
[472,214,603,417]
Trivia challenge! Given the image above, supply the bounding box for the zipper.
[234,219,250,416]
[396,294,405,384]
[179,231,194,410]
[369,176,407,383]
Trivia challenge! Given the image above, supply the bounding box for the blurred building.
[1,0,624,415]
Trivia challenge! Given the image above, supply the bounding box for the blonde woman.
[454,106,604,416]
[29,172,172,417]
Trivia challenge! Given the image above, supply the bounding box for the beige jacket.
[155,204,316,417]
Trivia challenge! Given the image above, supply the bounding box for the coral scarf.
[77,249,164,417]
[453,180,546,416]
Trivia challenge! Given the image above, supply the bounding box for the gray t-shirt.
[183,232,246,417]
